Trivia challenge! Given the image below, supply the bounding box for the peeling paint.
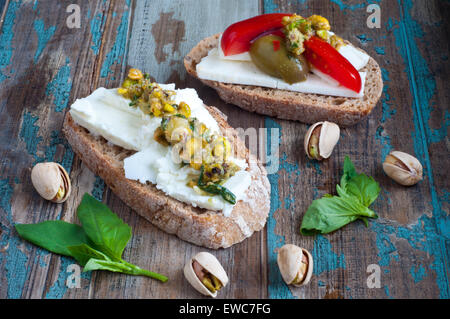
[151,11,185,64]
[100,1,130,78]
[330,0,366,12]
[45,58,72,112]
[374,46,385,55]
[0,0,21,83]
[392,0,449,298]
[356,34,373,44]
[311,235,346,275]
[33,19,56,63]
[43,130,74,173]
[410,264,427,283]
[19,111,43,162]
[371,215,449,298]
[90,13,105,55]
[265,118,294,299]
[0,178,29,299]
[374,68,395,160]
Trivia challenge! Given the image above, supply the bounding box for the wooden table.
[0,0,448,299]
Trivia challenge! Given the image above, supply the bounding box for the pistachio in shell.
[304,121,340,160]
[31,162,71,203]
[382,151,423,186]
[277,244,313,287]
[183,252,229,297]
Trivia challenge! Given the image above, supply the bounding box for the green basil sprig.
[300,156,380,235]
[15,193,168,282]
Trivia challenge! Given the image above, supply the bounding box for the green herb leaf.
[77,193,132,260]
[67,243,110,266]
[83,258,134,273]
[337,156,380,207]
[83,259,168,282]
[300,195,377,235]
[300,156,380,235]
[15,221,92,257]
[14,194,168,282]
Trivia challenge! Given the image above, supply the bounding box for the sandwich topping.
[69,69,252,216]
[117,69,240,204]
[196,13,370,98]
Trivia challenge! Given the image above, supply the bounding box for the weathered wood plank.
[0,0,130,299]
[262,0,448,299]
[0,0,447,299]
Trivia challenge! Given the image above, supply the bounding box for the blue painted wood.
[262,0,449,299]
[0,0,447,299]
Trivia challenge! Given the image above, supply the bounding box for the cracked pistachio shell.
[183,252,229,297]
[277,244,313,287]
[304,121,340,160]
[31,162,71,203]
[383,151,423,186]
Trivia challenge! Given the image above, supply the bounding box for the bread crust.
[184,34,383,127]
[63,106,270,249]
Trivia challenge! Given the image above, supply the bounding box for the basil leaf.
[338,173,380,207]
[300,156,380,236]
[300,195,377,235]
[83,259,168,282]
[67,244,110,266]
[15,221,91,257]
[337,156,380,207]
[77,193,132,260]
[83,258,134,273]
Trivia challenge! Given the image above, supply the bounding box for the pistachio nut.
[277,244,313,287]
[382,151,423,186]
[183,252,229,297]
[31,162,71,203]
[304,121,340,160]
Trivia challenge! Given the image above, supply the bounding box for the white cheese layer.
[197,48,366,98]
[70,87,158,151]
[69,86,251,216]
[213,32,370,97]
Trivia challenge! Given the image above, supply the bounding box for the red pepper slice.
[221,13,290,56]
[304,36,362,93]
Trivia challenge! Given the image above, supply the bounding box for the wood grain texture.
[0,0,448,299]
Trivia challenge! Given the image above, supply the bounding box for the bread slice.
[63,106,270,249]
[184,34,383,127]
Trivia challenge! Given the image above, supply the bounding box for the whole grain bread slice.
[63,106,270,249]
[184,34,383,127]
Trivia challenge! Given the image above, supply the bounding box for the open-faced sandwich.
[184,13,383,126]
[63,68,270,249]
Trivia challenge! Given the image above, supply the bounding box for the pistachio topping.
[118,68,240,203]
[282,14,341,57]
